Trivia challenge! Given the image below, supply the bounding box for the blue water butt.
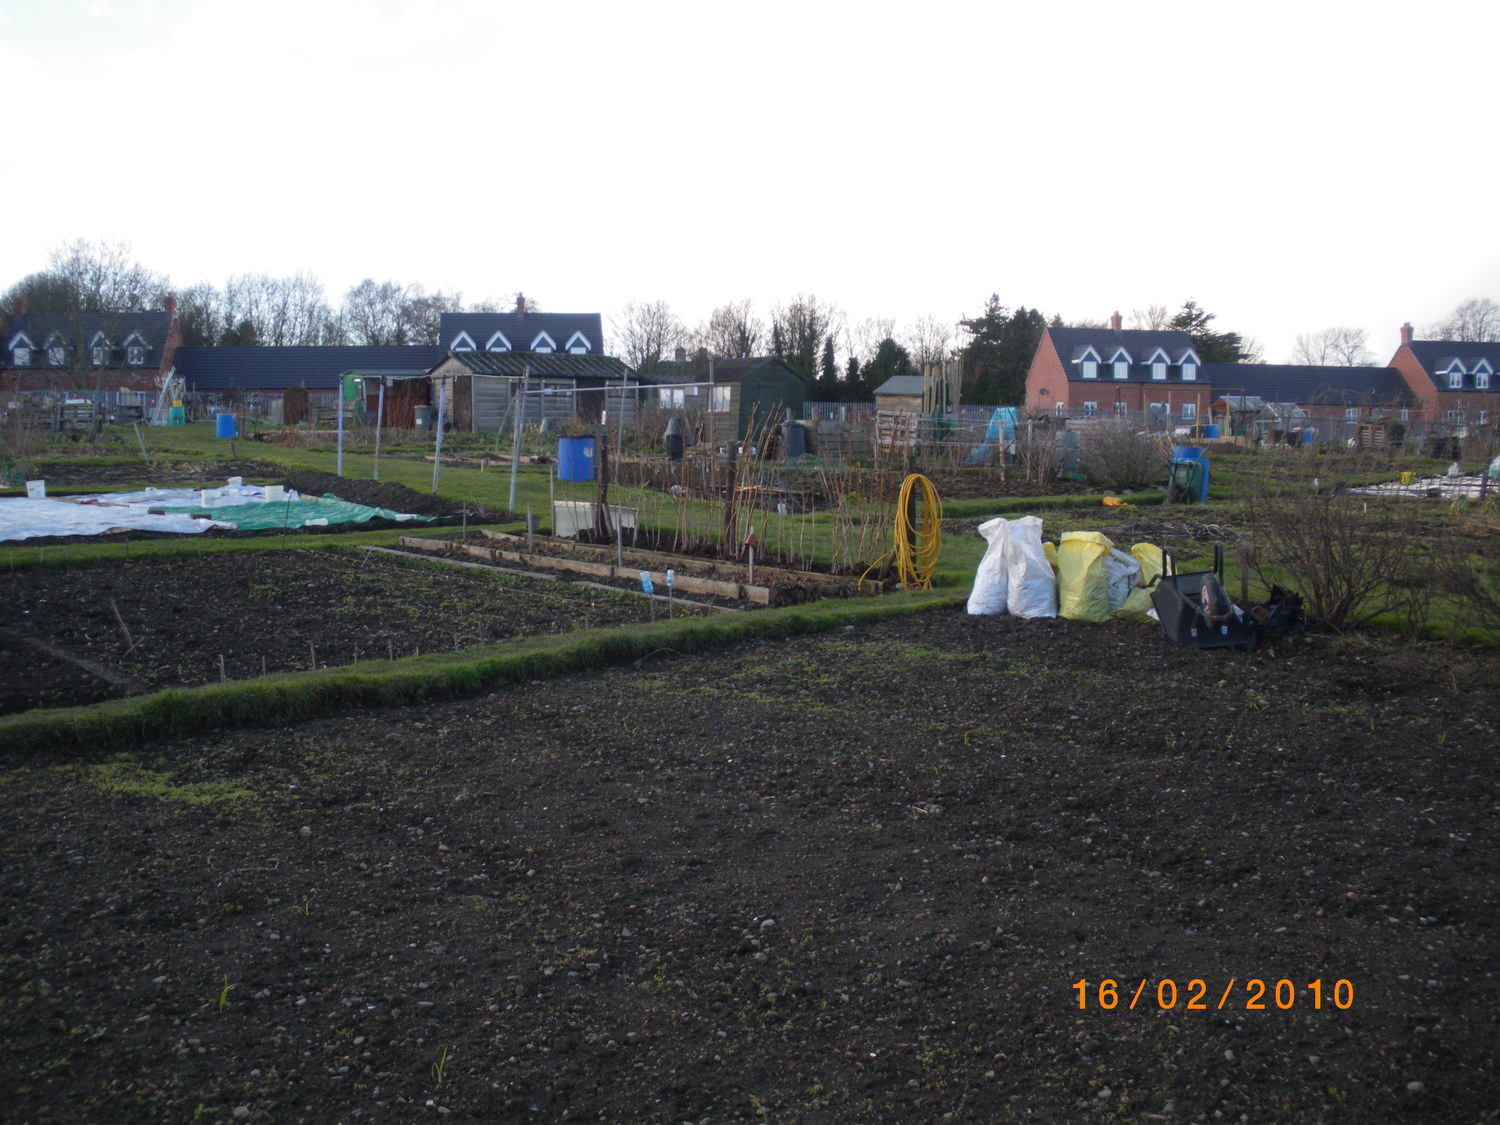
[558,436,597,482]
[215,413,237,438]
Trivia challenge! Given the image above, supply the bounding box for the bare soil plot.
[0,611,1494,1122]
[0,549,669,715]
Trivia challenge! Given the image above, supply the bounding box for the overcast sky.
[4,0,1497,364]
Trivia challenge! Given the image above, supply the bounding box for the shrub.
[1078,419,1170,490]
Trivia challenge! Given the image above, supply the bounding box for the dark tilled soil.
[0,550,671,714]
[1,611,1495,1123]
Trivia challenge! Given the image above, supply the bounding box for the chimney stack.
[514,292,527,317]
[1400,321,1413,346]
[1110,310,1122,332]
[15,296,26,317]
[164,292,177,317]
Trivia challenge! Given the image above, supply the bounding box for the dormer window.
[1073,346,1100,380]
[1146,348,1169,381]
[49,345,66,366]
[13,342,32,366]
[565,331,591,355]
[485,331,512,352]
[1475,360,1492,390]
[450,331,476,352]
[124,333,147,366]
[1176,348,1200,382]
[90,333,110,365]
[1108,347,1132,380]
[1450,369,1464,390]
[531,331,557,353]
[1082,360,1098,380]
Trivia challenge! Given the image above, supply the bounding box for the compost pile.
[0,609,1495,1123]
[279,471,509,523]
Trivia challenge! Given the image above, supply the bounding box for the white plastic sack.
[966,517,1011,615]
[1103,546,1142,612]
[1007,515,1057,618]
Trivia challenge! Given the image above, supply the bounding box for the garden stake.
[219,654,226,682]
[308,642,316,670]
[108,597,134,650]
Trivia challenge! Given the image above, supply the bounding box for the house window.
[92,343,107,365]
[565,332,591,355]
[1181,402,1196,420]
[1480,410,1490,424]
[14,345,30,366]
[1055,401,1065,417]
[1083,401,1097,417]
[485,331,511,352]
[48,345,65,366]
[127,343,146,365]
[1148,402,1168,423]
[1114,401,1127,416]
[1478,371,1491,390]
[1152,361,1167,381]
[1344,408,1358,421]
[1181,362,1197,382]
[1113,360,1129,380]
[658,387,685,408]
[1449,370,1464,390]
[710,386,732,413]
[1446,409,1464,422]
[1399,408,1411,422]
[1081,360,1097,380]
[531,332,557,353]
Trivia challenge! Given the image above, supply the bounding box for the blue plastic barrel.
[1203,424,1221,440]
[1171,445,1203,462]
[558,436,597,482]
[215,413,237,438]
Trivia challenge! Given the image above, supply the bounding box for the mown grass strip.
[0,591,965,757]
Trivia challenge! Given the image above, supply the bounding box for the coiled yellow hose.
[861,473,943,591]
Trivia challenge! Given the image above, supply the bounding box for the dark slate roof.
[438,350,635,381]
[439,312,605,355]
[1404,339,1500,377]
[174,346,447,391]
[873,375,925,397]
[1204,364,1413,405]
[1046,326,1200,381]
[4,310,172,368]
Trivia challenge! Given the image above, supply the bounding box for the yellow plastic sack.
[1114,542,1165,622]
[1057,531,1114,622]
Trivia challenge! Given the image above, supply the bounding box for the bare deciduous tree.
[695,299,762,359]
[846,316,896,365]
[223,271,338,345]
[1129,304,1172,330]
[1290,325,1374,366]
[1428,297,1500,343]
[903,314,955,371]
[613,299,686,374]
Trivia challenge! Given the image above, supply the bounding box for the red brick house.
[1,295,180,394]
[1387,322,1500,428]
[1023,313,1207,424]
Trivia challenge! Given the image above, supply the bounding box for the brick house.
[1388,322,1500,429]
[1,294,180,393]
[1023,313,1207,425]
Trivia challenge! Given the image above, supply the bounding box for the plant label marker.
[641,571,655,621]
[667,569,675,618]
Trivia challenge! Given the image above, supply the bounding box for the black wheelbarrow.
[1150,544,1258,651]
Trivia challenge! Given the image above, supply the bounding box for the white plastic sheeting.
[0,497,232,541]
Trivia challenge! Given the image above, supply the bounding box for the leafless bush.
[1246,484,1428,632]
[1014,426,1063,483]
[1079,419,1171,490]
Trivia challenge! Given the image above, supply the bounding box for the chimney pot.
[164,293,177,317]
[1109,310,1122,332]
[1400,321,1413,346]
